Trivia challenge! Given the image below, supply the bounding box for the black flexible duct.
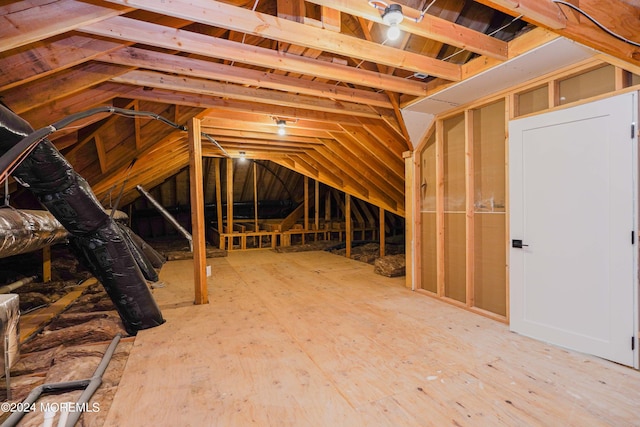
[0,104,164,334]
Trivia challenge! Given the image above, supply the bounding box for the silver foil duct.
[0,208,68,258]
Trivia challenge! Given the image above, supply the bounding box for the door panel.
[509,92,638,367]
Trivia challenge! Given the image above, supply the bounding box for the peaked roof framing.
[1,0,639,217]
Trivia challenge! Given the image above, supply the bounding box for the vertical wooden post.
[314,179,320,231]
[379,207,385,258]
[325,190,331,229]
[304,176,309,230]
[435,119,445,297]
[226,158,234,235]
[253,162,259,231]
[214,158,223,236]
[403,150,414,289]
[465,110,475,308]
[189,118,208,305]
[548,81,558,109]
[345,193,351,258]
[42,246,51,283]
[614,66,625,91]
[504,96,511,323]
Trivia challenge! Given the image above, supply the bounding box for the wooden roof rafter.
[78,16,430,96]
[100,0,462,81]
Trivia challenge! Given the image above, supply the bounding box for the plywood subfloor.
[104,250,640,426]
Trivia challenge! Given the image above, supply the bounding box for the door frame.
[508,91,639,369]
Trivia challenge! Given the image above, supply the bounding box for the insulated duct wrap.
[0,293,20,375]
[0,104,164,334]
[0,208,68,257]
[118,223,166,271]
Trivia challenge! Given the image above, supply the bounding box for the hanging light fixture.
[381,4,404,41]
[369,1,431,42]
[276,120,286,136]
[239,151,246,161]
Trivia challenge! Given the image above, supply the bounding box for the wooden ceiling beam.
[0,0,132,53]
[322,139,404,201]
[305,0,509,60]
[360,118,412,158]
[98,47,393,109]
[308,148,370,198]
[101,0,461,81]
[78,16,430,96]
[477,0,640,67]
[111,70,386,118]
[92,134,189,196]
[0,12,192,92]
[356,16,411,147]
[0,36,123,91]
[474,0,567,29]
[336,125,404,179]
[124,87,371,126]
[272,157,318,181]
[292,151,349,188]
[200,128,326,145]
[324,136,404,195]
[313,145,401,214]
[19,82,128,129]
[202,138,312,153]
[200,112,344,133]
[1,63,132,114]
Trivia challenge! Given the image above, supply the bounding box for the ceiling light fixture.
[271,116,298,136]
[369,1,431,42]
[381,4,403,41]
[239,151,246,161]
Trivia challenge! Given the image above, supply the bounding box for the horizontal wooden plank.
[79,16,430,96]
[103,0,462,81]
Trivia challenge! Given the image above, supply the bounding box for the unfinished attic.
[1,0,640,426]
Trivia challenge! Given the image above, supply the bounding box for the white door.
[509,92,638,368]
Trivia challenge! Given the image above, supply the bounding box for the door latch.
[512,239,528,248]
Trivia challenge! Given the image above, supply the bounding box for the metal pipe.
[64,334,121,427]
[0,334,121,427]
[136,185,193,251]
[0,275,38,294]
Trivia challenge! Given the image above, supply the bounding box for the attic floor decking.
[104,251,640,427]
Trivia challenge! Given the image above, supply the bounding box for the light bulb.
[387,24,401,41]
[382,4,403,41]
[277,120,286,136]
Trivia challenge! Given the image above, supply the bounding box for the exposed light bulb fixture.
[239,151,246,161]
[369,1,430,41]
[381,4,403,41]
[277,120,286,136]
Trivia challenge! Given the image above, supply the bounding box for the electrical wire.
[109,157,137,217]
[552,0,640,48]
[441,14,524,63]
[202,133,229,157]
[0,106,230,186]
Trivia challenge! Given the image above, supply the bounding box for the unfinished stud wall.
[443,114,467,303]
[417,103,507,318]
[419,133,437,294]
[472,100,507,317]
[414,57,640,322]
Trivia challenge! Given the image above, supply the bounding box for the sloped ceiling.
[1,0,638,217]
